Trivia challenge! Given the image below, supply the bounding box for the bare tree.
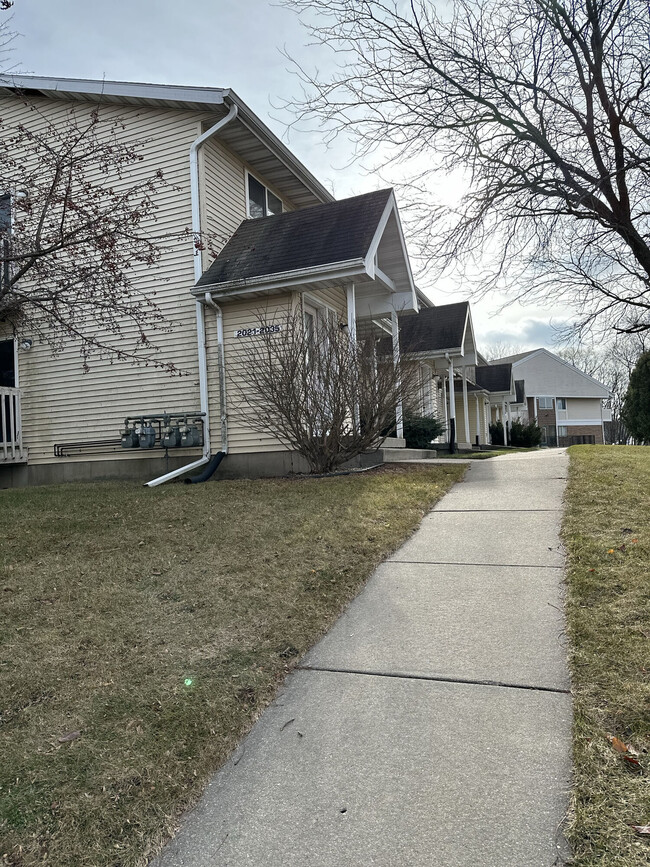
[283,0,650,336]
[0,97,185,370]
[481,342,525,362]
[231,309,421,473]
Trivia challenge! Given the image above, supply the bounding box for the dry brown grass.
[0,463,464,866]
[563,446,650,866]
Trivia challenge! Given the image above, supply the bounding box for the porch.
[1,386,26,463]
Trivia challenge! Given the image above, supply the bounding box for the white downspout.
[204,291,228,453]
[147,103,238,487]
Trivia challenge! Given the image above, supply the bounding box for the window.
[556,398,567,410]
[247,174,283,219]
[557,425,568,436]
[538,397,554,409]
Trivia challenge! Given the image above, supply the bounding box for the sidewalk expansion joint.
[298,664,571,695]
[389,559,564,569]
[432,508,563,512]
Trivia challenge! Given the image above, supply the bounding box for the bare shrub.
[231,307,421,473]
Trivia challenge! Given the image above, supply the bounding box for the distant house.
[490,348,611,445]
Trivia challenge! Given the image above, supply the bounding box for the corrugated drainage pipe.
[184,450,226,484]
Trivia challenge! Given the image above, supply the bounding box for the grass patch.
[0,463,464,866]
[563,446,650,865]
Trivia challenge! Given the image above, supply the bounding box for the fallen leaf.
[623,755,642,771]
[607,548,615,554]
[58,730,81,743]
[608,735,630,754]
[631,824,650,836]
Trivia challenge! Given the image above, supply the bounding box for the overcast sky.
[6,0,571,354]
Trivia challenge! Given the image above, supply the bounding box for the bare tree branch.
[282,0,650,335]
[231,308,421,473]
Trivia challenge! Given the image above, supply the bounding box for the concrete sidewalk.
[155,450,572,867]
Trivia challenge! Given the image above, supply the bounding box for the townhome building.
[491,348,611,445]
[0,75,419,487]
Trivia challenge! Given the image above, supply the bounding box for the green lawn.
[563,446,650,865]
[0,463,464,867]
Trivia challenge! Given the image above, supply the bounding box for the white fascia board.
[509,349,544,367]
[0,74,229,106]
[415,287,434,309]
[0,76,334,207]
[224,92,334,204]
[193,259,367,298]
[363,191,418,309]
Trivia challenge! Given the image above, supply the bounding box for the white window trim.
[302,292,338,320]
[245,169,284,219]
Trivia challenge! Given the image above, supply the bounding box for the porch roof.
[398,302,470,355]
[475,364,513,395]
[193,189,417,314]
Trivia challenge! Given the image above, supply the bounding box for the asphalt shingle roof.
[475,364,512,393]
[196,189,393,288]
[398,303,469,354]
[489,350,534,365]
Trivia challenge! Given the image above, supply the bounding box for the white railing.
[1,386,25,463]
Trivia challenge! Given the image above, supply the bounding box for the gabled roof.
[489,350,532,365]
[196,190,392,288]
[0,75,332,210]
[492,347,610,397]
[398,302,470,354]
[475,364,513,393]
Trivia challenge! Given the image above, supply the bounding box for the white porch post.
[441,375,448,431]
[502,398,508,445]
[346,283,357,341]
[462,366,470,445]
[475,394,481,445]
[391,309,404,439]
[347,283,359,431]
[447,357,456,452]
[507,402,512,429]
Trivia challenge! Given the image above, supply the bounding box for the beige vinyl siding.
[0,95,226,464]
[206,293,294,455]
[205,286,349,456]
[200,138,248,268]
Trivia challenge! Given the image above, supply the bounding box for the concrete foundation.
[0,449,382,488]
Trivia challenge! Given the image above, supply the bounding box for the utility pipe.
[147,104,238,487]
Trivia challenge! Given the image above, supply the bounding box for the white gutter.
[147,104,238,487]
[193,258,367,298]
